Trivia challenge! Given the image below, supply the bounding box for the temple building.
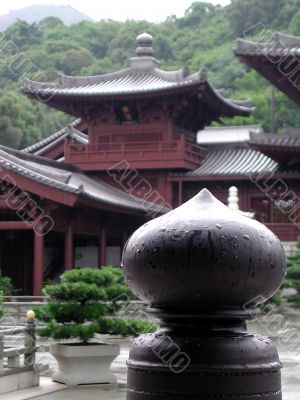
[234,32,300,246]
[1,32,300,294]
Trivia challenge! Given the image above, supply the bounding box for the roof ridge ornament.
[136,32,154,57]
[129,32,159,69]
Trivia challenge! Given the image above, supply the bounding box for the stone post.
[24,310,36,366]
[122,189,286,400]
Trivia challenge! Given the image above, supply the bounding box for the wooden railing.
[65,138,203,169]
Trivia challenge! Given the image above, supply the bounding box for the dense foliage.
[0,0,300,148]
[0,276,16,296]
[35,267,156,343]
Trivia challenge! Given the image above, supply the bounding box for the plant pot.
[50,342,120,385]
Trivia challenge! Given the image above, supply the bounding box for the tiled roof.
[189,148,278,176]
[234,32,300,106]
[0,146,169,215]
[22,33,253,120]
[249,132,300,148]
[234,32,300,57]
[22,70,253,116]
[23,119,82,154]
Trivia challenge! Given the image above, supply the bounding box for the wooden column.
[98,227,107,268]
[33,230,44,296]
[178,179,183,205]
[122,232,128,248]
[64,225,73,270]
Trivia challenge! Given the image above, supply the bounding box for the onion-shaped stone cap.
[122,189,286,307]
[136,32,154,56]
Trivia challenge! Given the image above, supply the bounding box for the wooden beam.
[0,221,32,230]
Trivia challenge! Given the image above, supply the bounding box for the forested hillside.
[1,0,300,148]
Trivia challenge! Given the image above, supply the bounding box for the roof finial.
[136,33,154,57]
[228,186,239,210]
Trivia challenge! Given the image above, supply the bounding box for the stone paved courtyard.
[0,341,298,400]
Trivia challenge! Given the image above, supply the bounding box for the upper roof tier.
[22,33,253,126]
[234,32,300,106]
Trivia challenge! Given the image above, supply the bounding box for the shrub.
[0,290,4,319]
[35,267,156,343]
[0,276,15,296]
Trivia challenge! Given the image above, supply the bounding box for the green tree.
[38,16,64,31]
[35,267,156,343]
[0,116,22,147]
[55,48,95,75]
[178,2,218,28]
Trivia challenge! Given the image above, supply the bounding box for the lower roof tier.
[0,145,169,216]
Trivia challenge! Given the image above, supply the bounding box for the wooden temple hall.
[0,32,300,295]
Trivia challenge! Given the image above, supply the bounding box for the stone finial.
[136,32,154,56]
[122,188,286,400]
[123,188,285,307]
[228,186,255,218]
[228,186,239,210]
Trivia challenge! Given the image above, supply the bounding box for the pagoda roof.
[22,33,253,122]
[23,68,251,112]
[234,32,300,106]
[0,146,168,215]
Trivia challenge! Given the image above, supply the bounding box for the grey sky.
[0,1,231,22]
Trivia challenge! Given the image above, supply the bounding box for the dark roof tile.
[0,146,169,215]
[189,148,278,176]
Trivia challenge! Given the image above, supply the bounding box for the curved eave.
[22,79,253,119]
[234,35,300,57]
[0,163,166,216]
[0,162,78,207]
[23,119,81,154]
[22,79,204,100]
[204,81,254,117]
[0,146,169,216]
[234,36,300,107]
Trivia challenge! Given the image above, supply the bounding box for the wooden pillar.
[98,227,107,268]
[64,225,73,270]
[33,230,44,296]
[178,179,183,205]
[122,232,128,248]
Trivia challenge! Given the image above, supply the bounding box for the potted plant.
[35,267,155,385]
